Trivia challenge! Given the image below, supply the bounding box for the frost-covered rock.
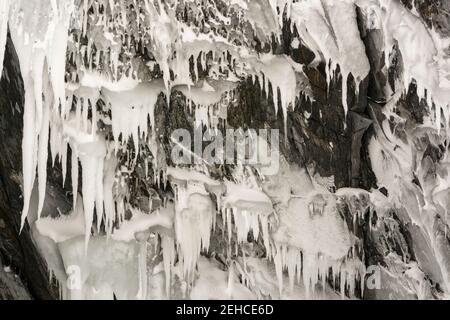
[0,0,449,300]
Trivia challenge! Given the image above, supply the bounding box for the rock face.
[0,0,449,300]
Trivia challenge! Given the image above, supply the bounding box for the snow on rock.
[271,192,361,297]
[80,71,140,92]
[167,166,222,189]
[190,257,256,300]
[62,109,108,251]
[336,188,372,231]
[8,0,76,228]
[143,0,178,90]
[174,79,237,127]
[261,157,314,205]
[169,171,215,280]
[239,256,346,299]
[289,0,370,116]
[223,180,273,214]
[47,0,75,113]
[35,194,86,243]
[161,235,176,298]
[275,193,354,260]
[384,253,434,299]
[71,86,100,133]
[7,0,311,239]
[102,80,165,151]
[173,25,237,85]
[5,0,448,300]
[243,0,280,43]
[77,138,107,252]
[378,0,450,130]
[102,156,118,235]
[168,167,275,271]
[9,0,50,229]
[58,235,140,300]
[111,206,174,242]
[222,180,273,253]
[253,54,298,134]
[368,92,450,294]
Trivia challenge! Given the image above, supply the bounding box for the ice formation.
[378,0,450,115]
[288,0,370,115]
[190,257,255,299]
[0,0,449,300]
[271,194,363,297]
[168,168,216,280]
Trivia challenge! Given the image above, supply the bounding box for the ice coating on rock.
[102,80,165,150]
[378,0,450,132]
[190,257,256,299]
[35,194,85,243]
[8,0,76,228]
[271,192,359,297]
[174,79,237,127]
[58,236,140,299]
[222,180,272,253]
[172,179,214,280]
[256,54,298,134]
[289,0,370,116]
[3,0,448,300]
[111,206,173,242]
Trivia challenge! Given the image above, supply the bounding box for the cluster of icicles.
[0,0,306,246]
[0,0,449,299]
[167,167,368,298]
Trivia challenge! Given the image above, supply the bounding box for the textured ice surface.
[1,0,449,300]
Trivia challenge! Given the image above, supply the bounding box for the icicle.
[256,55,297,141]
[20,78,39,230]
[47,1,75,114]
[9,0,76,228]
[33,49,46,143]
[260,214,271,257]
[61,141,68,186]
[74,135,107,251]
[436,104,441,133]
[95,158,104,232]
[227,262,235,299]
[71,145,79,210]
[162,235,175,298]
[102,80,163,152]
[289,0,370,121]
[82,0,89,37]
[65,90,74,120]
[37,67,52,218]
[137,241,148,300]
[342,71,348,118]
[273,243,284,297]
[80,152,98,252]
[286,247,300,292]
[103,156,117,235]
[82,98,89,131]
[226,208,232,243]
[172,180,214,279]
